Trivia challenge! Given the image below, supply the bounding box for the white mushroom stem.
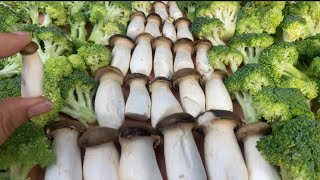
[130,34,153,75]
[21,51,43,97]
[45,128,82,180]
[150,80,183,128]
[119,136,162,180]
[153,2,168,22]
[243,134,281,180]
[95,73,125,129]
[111,38,134,76]
[163,123,207,180]
[153,38,173,78]
[145,16,162,38]
[176,19,194,41]
[162,18,177,43]
[178,76,206,117]
[174,43,194,72]
[127,14,146,40]
[205,72,233,112]
[195,42,213,80]
[198,112,248,180]
[168,1,183,20]
[125,78,151,120]
[83,142,120,180]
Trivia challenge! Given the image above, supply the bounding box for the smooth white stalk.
[244,134,281,180]
[199,113,248,180]
[179,76,206,117]
[163,123,207,180]
[176,20,194,41]
[174,44,194,72]
[150,81,183,128]
[95,73,125,129]
[125,79,151,120]
[168,1,183,20]
[195,42,213,80]
[45,129,82,180]
[119,136,162,180]
[153,2,168,22]
[130,35,153,76]
[127,15,146,40]
[145,16,162,38]
[111,38,134,76]
[21,52,43,97]
[162,19,177,43]
[83,142,120,180]
[153,39,173,78]
[205,72,233,112]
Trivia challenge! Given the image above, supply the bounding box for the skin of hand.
[0,32,54,145]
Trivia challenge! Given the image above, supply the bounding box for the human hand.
[0,32,54,145]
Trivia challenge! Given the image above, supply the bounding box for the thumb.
[0,96,53,145]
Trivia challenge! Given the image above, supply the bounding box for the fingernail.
[28,101,54,118]
[11,31,30,36]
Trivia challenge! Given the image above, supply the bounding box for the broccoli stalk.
[0,53,22,79]
[65,1,88,41]
[132,1,151,16]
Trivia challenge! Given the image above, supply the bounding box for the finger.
[0,32,32,58]
[0,96,53,145]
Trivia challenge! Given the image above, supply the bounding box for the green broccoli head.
[87,2,107,24]
[196,1,241,41]
[0,3,26,32]
[77,44,112,73]
[0,53,22,79]
[39,1,68,27]
[177,1,200,22]
[190,16,226,46]
[89,21,126,45]
[0,121,54,179]
[252,87,314,122]
[67,54,87,72]
[208,45,243,73]
[257,116,320,180]
[3,1,40,25]
[295,35,320,63]
[132,1,152,16]
[308,56,320,76]
[104,1,132,26]
[44,56,73,82]
[259,42,309,81]
[281,15,310,42]
[0,75,21,99]
[228,33,274,64]
[59,70,98,126]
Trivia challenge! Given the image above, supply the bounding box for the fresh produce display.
[1,1,320,180]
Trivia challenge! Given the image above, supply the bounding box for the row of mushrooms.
[19,1,279,180]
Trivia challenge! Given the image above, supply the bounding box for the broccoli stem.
[208,30,225,46]
[187,7,196,22]
[0,63,20,78]
[283,64,310,80]
[280,167,293,180]
[229,61,239,73]
[70,23,86,41]
[9,164,33,180]
[88,21,104,43]
[246,47,263,64]
[234,91,257,124]
[41,14,52,27]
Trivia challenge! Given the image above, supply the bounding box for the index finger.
[0,32,32,58]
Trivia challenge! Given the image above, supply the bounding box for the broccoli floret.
[228,33,274,64]
[65,1,88,41]
[190,16,226,46]
[295,35,320,63]
[252,87,314,122]
[0,121,54,180]
[308,56,320,77]
[0,3,26,32]
[44,56,73,82]
[257,116,320,180]
[67,54,86,72]
[259,42,310,81]
[207,45,243,73]
[77,44,112,73]
[39,1,68,27]
[104,1,131,25]
[59,70,98,126]
[281,15,310,42]
[177,1,200,22]
[236,1,286,34]
[3,1,40,25]
[132,1,152,16]
[89,21,126,45]
[196,1,241,41]
[225,64,274,124]
[286,1,320,36]
[0,53,22,79]
[0,75,21,99]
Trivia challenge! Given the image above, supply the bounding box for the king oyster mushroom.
[152,1,168,22]
[168,1,183,20]
[194,40,214,81]
[145,13,162,38]
[174,17,194,41]
[157,113,207,180]
[127,11,146,40]
[78,127,120,180]
[162,17,177,43]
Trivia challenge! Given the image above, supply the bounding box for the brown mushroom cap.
[78,127,119,148]
[194,39,212,52]
[147,12,162,24]
[94,66,124,84]
[152,36,173,50]
[120,123,159,138]
[45,115,87,137]
[124,73,150,88]
[156,112,196,132]
[135,32,153,45]
[197,110,242,130]
[173,17,191,28]
[19,42,39,55]
[173,38,194,54]
[236,122,271,141]
[172,68,201,89]
[130,11,146,21]
[149,76,172,91]
[109,34,135,48]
